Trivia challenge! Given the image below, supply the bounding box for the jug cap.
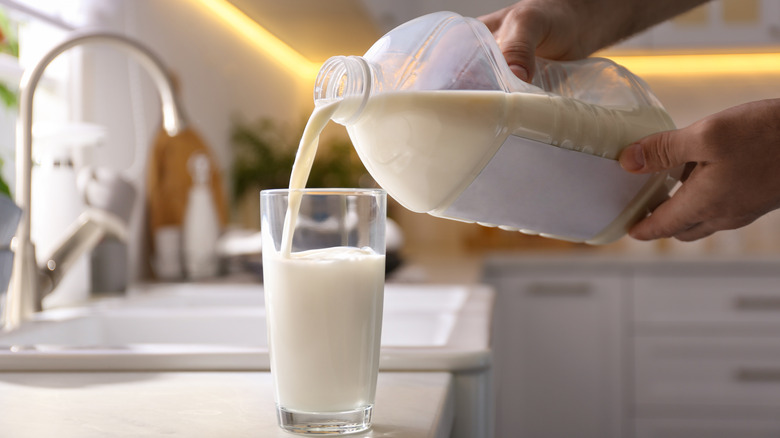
[314,56,373,124]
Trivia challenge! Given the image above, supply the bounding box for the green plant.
[230,117,369,203]
[0,156,9,198]
[0,7,17,198]
[0,8,16,110]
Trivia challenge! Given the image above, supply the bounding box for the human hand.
[618,99,780,241]
[479,0,707,81]
[478,1,587,81]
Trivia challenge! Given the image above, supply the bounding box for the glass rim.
[260,188,386,197]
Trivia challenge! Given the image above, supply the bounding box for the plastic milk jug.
[314,11,678,244]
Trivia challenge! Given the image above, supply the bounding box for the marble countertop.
[0,372,454,437]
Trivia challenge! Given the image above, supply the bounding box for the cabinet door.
[650,0,780,48]
[636,418,780,438]
[487,272,625,438]
[634,274,780,332]
[635,336,780,411]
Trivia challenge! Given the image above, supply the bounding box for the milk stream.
[281,100,341,256]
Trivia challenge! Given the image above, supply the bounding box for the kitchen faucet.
[2,31,187,330]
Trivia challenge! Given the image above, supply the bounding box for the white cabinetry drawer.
[636,418,780,438]
[635,336,780,411]
[633,275,780,331]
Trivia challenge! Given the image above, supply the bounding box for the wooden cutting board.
[146,125,228,249]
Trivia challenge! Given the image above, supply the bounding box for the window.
[0,0,73,195]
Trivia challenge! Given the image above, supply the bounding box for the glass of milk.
[260,188,386,435]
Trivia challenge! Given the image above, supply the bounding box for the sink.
[0,281,494,438]
[0,283,492,372]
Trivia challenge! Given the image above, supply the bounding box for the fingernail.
[509,64,530,82]
[620,143,645,171]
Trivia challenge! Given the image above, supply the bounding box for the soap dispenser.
[182,153,220,279]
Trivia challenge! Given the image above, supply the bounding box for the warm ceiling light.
[195,0,321,81]
[606,52,780,76]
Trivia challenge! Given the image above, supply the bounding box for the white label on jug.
[436,134,653,240]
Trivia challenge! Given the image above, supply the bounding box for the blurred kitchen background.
[0,1,779,437]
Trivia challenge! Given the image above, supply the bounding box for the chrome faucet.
[2,31,187,330]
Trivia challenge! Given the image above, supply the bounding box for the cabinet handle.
[733,296,780,311]
[735,368,780,383]
[526,282,591,297]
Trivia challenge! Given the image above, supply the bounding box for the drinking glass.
[260,188,386,435]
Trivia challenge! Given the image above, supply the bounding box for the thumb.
[619,130,691,173]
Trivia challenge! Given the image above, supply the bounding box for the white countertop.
[0,372,454,437]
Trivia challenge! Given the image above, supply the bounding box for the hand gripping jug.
[314,11,678,244]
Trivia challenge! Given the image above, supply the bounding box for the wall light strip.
[606,52,780,76]
[195,0,321,81]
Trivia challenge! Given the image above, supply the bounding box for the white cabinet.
[654,0,780,48]
[635,418,780,438]
[632,262,780,437]
[635,336,780,410]
[614,0,780,50]
[484,260,626,438]
[484,256,780,438]
[634,275,780,331]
